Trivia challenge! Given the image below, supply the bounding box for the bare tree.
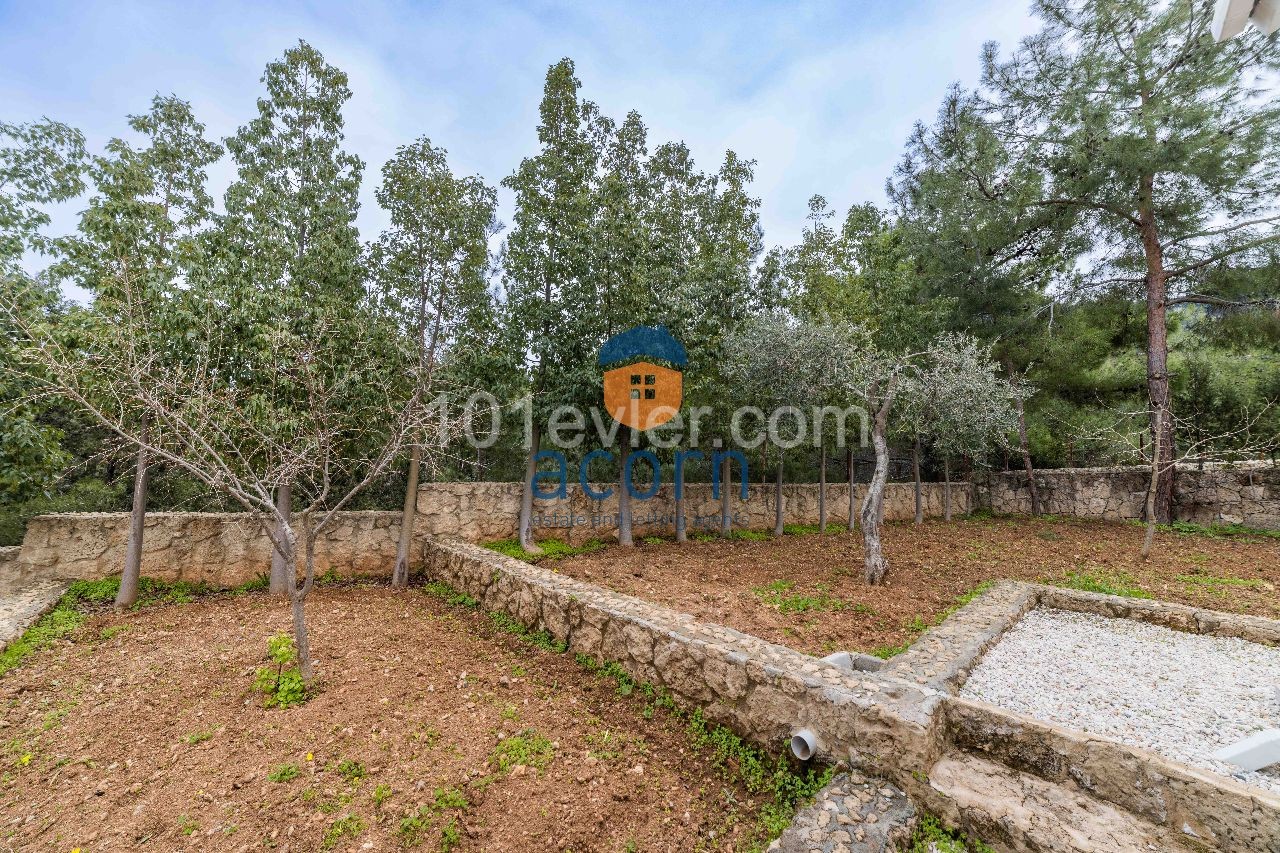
[5,273,433,685]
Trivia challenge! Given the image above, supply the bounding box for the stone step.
[925,753,1176,852]
[769,772,916,853]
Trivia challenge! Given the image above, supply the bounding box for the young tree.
[372,138,497,586]
[55,95,221,609]
[911,334,1022,521]
[217,41,365,592]
[6,270,428,685]
[979,0,1280,520]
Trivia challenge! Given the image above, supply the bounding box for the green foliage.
[870,642,910,660]
[268,763,299,783]
[482,537,605,563]
[371,783,393,809]
[1055,569,1151,599]
[1166,520,1280,541]
[335,759,365,784]
[487,611,567,653]
[751,580,850,613]
[253,633,307,709]
[0,603,84,677]
[910,814,994,853]
[421,581,479,609]
[489,729,555,773]
[321,814,366,850]
[0,478,123,546]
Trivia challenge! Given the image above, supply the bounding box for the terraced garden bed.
[541,515,1280,658]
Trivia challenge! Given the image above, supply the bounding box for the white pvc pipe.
[790,728,817,761]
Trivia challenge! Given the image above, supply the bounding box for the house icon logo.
[599,325,687,430]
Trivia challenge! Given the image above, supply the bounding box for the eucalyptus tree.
[0,119,85,500]
[54,95,221,609]
[975,0,1280,520]
[217,41,365,592]
[502,58,601,554]
[372,138,497,586]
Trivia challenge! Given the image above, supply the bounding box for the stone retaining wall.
[415,480,968,543]
[981,463,1280,528]
[12,481,963,585]
[0,546,20,578]
[14,511,413,588]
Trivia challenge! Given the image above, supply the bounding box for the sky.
[1,1,1044,302]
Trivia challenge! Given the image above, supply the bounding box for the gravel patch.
[960,607,1280,794]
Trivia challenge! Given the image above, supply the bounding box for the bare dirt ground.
[0,586,784,852]
[549,516,1280,657]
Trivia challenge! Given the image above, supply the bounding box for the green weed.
[1055,569,1151,599]
[910,813,994,852]
[268,763,299,783]
[321,814,366,849]
[752,580,849,613]
[490,729,555,773]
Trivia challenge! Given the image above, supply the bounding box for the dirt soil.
[550,516,1280,657]
[0,586,779,852]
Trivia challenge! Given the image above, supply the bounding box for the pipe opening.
[790,728,816,761]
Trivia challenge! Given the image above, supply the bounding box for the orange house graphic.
[599,326,687,431]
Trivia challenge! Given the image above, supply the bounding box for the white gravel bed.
[959,607,1280,795]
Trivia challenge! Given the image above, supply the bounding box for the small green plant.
[1055,569,1151,599]
[335,759,366,783]
[321,814,366,849]
[440,817,461,852]
[500,704,519,721]
[372,783,393,810]
[490,729,555,773]
[253,633,307,708]
[1166,520,1280,541]
[433,786,468,810]
[268,763,299,783]
[232,574,271,594]
[487,611,567,653]
[422,581,479,608]
[910,813,994,852]
[1176,571,1266,594]
[396,786,469,847]
[730,529,770,542]
[870,642,910,659]
[178,815,199,836]
[183,730,213,745]
[98,624,129,641]
[642,535,665,545]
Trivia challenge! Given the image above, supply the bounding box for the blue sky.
[2,1,1042,299]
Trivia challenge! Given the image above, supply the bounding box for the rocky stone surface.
[768,772,916,852]
[979,462,1280,529]
[0,576,68,648]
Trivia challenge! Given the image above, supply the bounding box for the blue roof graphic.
[598,325,687,368]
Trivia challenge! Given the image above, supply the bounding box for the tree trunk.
[518,423,543,554]
[291,532,313,685]
[1011,377,1040,516]
[774,458,784,537]
[719,451,731,537]
[269,483,292,595]
[847,447,857,532]
[860,386,895,585]
[116,417,150,611]
[818,450,827,533]
[943,456,952,522]
[1142,406,1164,559]
[392,443,421,588]
[617,439,634,547]
[912,434,923,526]
[1137,176,1176,523]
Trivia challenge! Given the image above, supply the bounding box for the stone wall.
[0,546,20,579]
[14,511,414,588]
[12,481,963,585]
[421,541,1279,852]
[980,462,1280,529]
[415,480,969,543]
